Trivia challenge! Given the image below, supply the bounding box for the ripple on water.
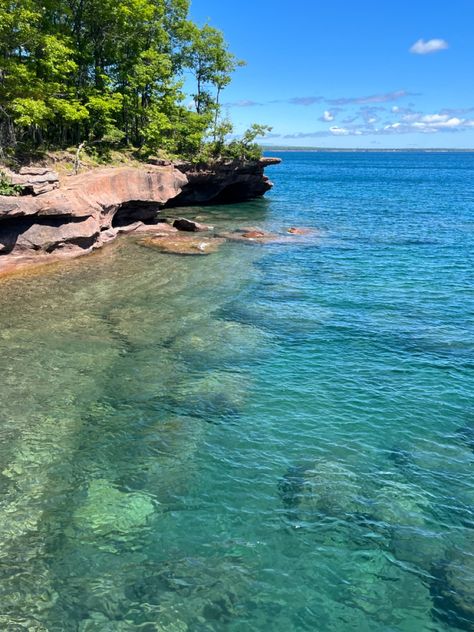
[0,152,473,630]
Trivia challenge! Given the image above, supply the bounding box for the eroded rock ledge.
[0,157,280,276]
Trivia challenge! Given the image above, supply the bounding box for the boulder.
[132,221,178,235]
[173,217,214,232]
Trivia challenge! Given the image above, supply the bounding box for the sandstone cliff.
[0,157,280,275]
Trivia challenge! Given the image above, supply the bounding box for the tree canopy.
[0,0,269,161]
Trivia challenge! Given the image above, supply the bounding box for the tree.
[0,0,264,162]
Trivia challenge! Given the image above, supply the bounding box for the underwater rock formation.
[140,234,225,256]
[278,460,362,520]
[430,548,474,631]
[73,478,155,539]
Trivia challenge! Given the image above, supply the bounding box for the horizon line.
[261,146,474,152]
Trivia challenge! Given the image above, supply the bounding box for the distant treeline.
[0,0,269,160]
[262,146,474,152]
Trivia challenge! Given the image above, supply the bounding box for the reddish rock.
[0,166,186,273]
[141,234,225,256]
[218,228,281,244]
[15,216,100,253]
[242,230,266,239]
[0,158,281,275]
[288,227,313,235]
[132,222,178,235]
[170,157,281,206]
[5,166,60,196]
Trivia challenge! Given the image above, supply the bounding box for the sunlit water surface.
[0,152,473,631]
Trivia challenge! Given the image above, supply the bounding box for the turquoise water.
[0,151,473,631]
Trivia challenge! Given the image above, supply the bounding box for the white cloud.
[382,112,469,134]
[322,110,334,121]
[329,126,350,135]
[410,38,449,55]
[414,116,463,129]
[420,114,447,123]
[274,107,474,139]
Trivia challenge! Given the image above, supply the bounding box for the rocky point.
[0,157,280,276]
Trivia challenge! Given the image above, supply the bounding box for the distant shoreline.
[263,147,474,153]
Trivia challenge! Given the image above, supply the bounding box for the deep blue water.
[0,151,473,631]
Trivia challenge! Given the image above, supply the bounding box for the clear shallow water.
[0,152,473,631]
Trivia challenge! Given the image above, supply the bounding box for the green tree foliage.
[0,0,264,160]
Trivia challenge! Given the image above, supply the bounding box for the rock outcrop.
[170,157,281,205]
[0,157,280,275]
[3,166,60,196]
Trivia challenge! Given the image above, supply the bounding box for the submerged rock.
[218,228,281,244]
[457,424,474,452]
[371,481,430,528]
[242,230,266,239]
[140,234,225,256]
[287,227,314,235]
[168,319,267,368]
[343,548,433,623]
[73,479,155,538]
[278,460,362,519]
[430,549,474,631]
[170,370,249,419]
[387,446,413,470]
[124,556,251,626]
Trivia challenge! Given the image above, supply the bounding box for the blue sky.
[189,0,474,148]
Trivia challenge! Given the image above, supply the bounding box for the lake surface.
[0,151,473,631]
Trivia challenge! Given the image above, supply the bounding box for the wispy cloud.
[225,91,415,109]
[281,131,334,139]
[287,96,323,106]
[223,99,262,107]
[439,106,474,116]
[327,90,417,106]
[410,38,449,55]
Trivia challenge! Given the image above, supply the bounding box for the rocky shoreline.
[0,157,280,276]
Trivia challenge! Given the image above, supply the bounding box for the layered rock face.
[0,158,280,275]
[3,166,60,195]
[171,157,281,205]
